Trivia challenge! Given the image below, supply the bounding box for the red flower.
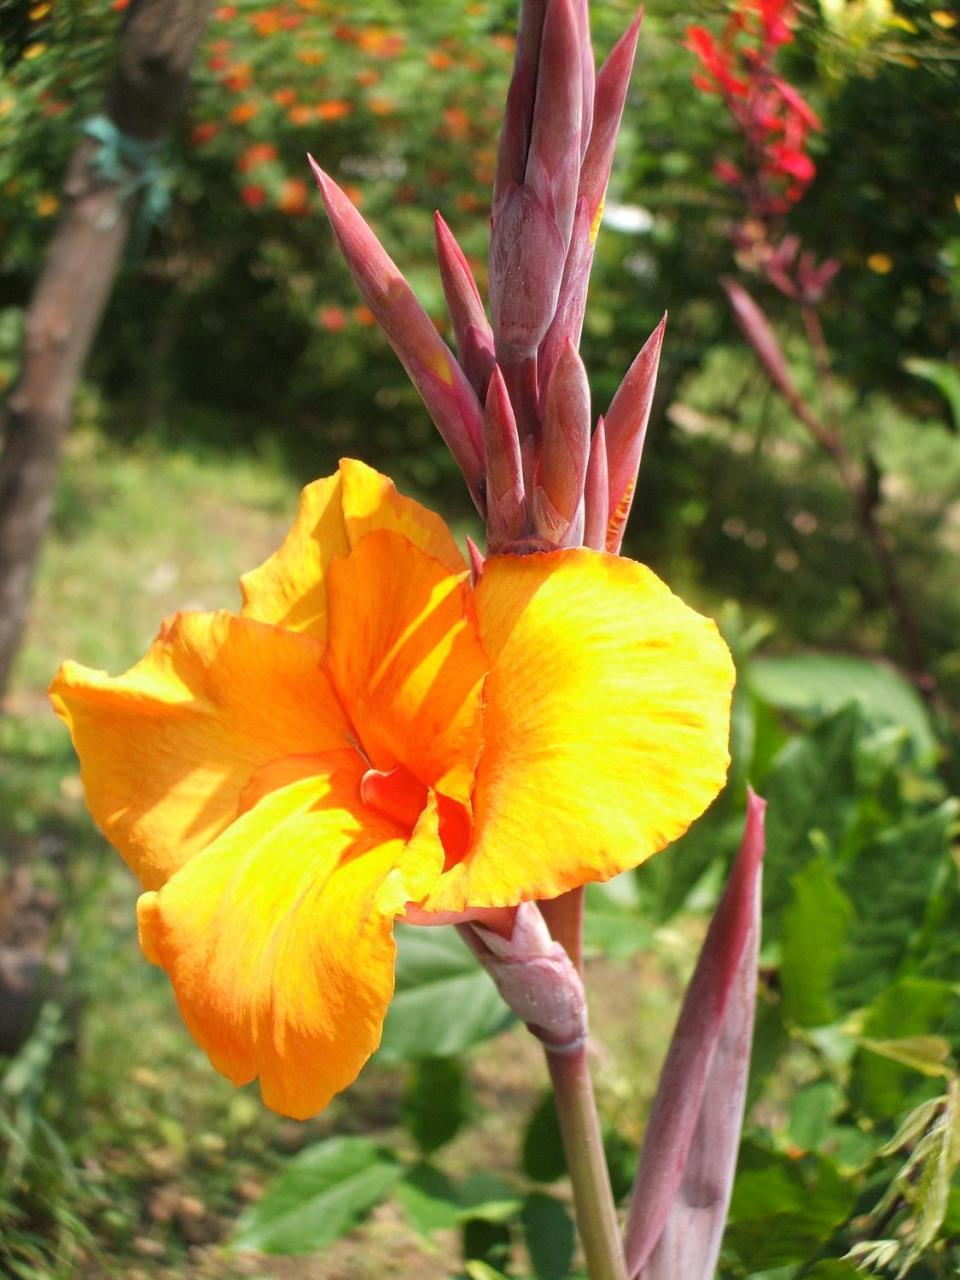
[241,184,267,208]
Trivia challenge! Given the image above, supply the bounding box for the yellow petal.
[426,549,735,911]
[137,767,444,1119]
[49,612,351,890]
[323,529,486,803]
[240,459,465,639]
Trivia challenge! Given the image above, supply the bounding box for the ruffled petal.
[49,612,351,890]
[240,459,465,639]
[426,549,735,911]
[137,765,445,1119]
[323,529,486,804]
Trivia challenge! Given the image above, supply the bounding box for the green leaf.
[852,979,957,1117]
[904,356,960,430]
[522,1092,567,1183]
[459,1172,523,1223]
[377,925,514,1064]
[860,1035,952,1077]
[232,1136,401,1255]
[522,1193,575,1280]
[396,1163,462,1237]
[404,1057,470,1154]
[464,1263,510,1280]
[781,854,853,1027]
[725,1143,855,1270]
[582,877,653,958]
[760,705,861,921]
[788,1082,842,1152]
[801,1263,862,1279]
[837,802,957,1008]
[748,652,937,761]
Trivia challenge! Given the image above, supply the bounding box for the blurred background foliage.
[1,0,960,1276]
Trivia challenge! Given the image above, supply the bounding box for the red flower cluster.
[686,0,821,217]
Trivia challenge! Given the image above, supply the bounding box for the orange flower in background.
[278,177,309,216]
[237,142,278,172]
[229,101,259,125]
[50,461,733,1119]
[316,99,352,121]
[240,184,267,208]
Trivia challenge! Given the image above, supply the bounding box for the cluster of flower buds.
[310,0,665,556]
[686,0,821,220]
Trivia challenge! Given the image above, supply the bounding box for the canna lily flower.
[50,459,734,1119]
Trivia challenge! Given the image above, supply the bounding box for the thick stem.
[546,1044,627,1280]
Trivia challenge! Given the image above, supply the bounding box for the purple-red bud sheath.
[583,418,609,551]
[490,182,566,364]
[722,277,800,405]
[435,212,495,397]
[538,196,592,395]
[604,313,665,551]
[580,10,642,231]
[484,365,527,549]
[494,0,549,207]
[625,791,767,1280]
[525,0,583,254]
[310,159,486,504]
[535,340,590,544]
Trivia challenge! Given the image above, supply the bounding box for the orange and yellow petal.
[137,767,445,1119]
[49,612,351,890]
[323,529,486,803]
[240,459,465,639]
[425,549,735,912]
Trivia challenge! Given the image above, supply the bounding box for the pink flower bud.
[580,9,642,232]
[524,0,583,254]
[604,314,666,552]
[624,791,767,1280]
[484,365,527,549]
[538,197,592,395]
[583,418,609,552]
[309,159,486,505]
[534,340,590,544]
[435,212,496,397]
[489,182,566,364]
[721,278,799,405]
[493,0,549,206]
[460,900,587,1052]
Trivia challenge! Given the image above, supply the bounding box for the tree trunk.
[0,0,214,701]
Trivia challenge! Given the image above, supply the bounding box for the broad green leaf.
[522,1193,575,1280]
[801,1263,862,1279]
[860,1036,952,1077]
[582,877,653,958]
[904,356,960,429]
[761,705,861,921]
[748,653,936,761]
[522,1092,566,1184]
[396,1163,462,1237]
[781,854,853,1027]
[463,1217,513,1273]
[788,1082,842,1152]
[404,1057,470,1154]
[464,1264,510,1280]
[837,804,956,1009]
[852,979,957,1117]
[232,1136,401,1254]
[377,925,514,1064]
[459,1172,523,1223]
[725,1143,855,1270]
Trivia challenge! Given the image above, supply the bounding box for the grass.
[0,423,694,1278]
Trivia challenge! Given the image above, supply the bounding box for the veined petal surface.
[426,549,735,911]
[50,611,350,890]
[240,458,465,639]
[137,768,445,1119]
[324,529,486,803]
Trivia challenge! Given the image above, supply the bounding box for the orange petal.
[426,549,735,911]
[49,612,351,890]
[137,767,445,1119]
[323,529,487,803]
[240,459,465,639]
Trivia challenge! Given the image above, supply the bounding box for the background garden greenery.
[1,0,959,1276]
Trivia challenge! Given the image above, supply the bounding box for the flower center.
[360,763,427,831]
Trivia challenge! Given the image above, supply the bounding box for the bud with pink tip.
[583,418,609,551]
[534,340,591,545]
[624,791,767,1280]
[484,365,527,550]
[435,212,496,399]
[604,314,666,552]
[309,159,487,507]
